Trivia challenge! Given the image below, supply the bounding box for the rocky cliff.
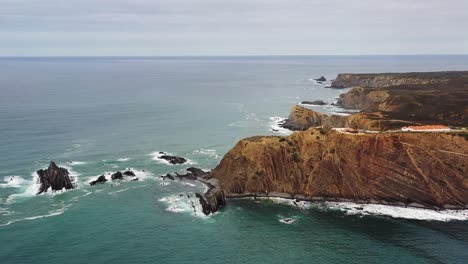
[282,105,417,131]
[330,72,463,88]
[210,128,468,209]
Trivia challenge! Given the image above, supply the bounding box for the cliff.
[210,128,468,209]
[282,105,417,131]
[330,71,466,88]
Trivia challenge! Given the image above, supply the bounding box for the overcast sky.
[1,0,467,56]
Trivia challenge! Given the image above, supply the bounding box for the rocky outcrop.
[90,175,107,186]
[330,72,457,88]
[162,167,210,181]
[196,188,226,215]
[36,161,75,194]
[111,171,124,180]
[314,76,327,82]
[280,105,410,131]
[123,170,136,176]
[301,100,327,106]
[159,154,187,165]
[210,128,468,209]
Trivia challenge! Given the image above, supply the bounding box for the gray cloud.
[1,0,467,55]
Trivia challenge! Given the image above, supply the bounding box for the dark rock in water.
[195,188,226,215]
[36,161,75,195]
[161,173,175,181]
[272,129,279,132]
[111,171,124,180]
[176,167,209,181]
[159,155,187,165]
[317,81,323,84]
[314,76,326,82]
[123,170,136,176]
[186,167,208,178]
[301,100,327,106]
[131,178,139,182]
[89,175,107,186]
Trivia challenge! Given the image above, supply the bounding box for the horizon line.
[1,54,468,59]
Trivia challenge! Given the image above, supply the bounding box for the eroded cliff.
[210,128,468,209]
[330,71,465,88]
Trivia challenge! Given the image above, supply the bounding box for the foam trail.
[117,158,131,162]
[322,202,468,222]
[0,205,71,227]
[67,161,87,165]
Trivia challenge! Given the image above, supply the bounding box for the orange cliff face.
[210,128,468,209]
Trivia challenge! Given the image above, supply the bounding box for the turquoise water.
[1,56,467,263]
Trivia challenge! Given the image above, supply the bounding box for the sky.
[1,0,467,56]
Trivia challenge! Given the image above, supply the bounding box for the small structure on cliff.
[401,125,451,132]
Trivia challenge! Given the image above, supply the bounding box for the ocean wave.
[0,204,71,227]
[321,202,468,222]
[193,148,220,159]
[269,117,293,135]
[0,176,26,188]
[67,161,87,166]
[117,158,131,162]
[254,197,468,222]
[158,193,210,218]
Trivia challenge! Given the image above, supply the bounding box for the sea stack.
[36,161,75,194]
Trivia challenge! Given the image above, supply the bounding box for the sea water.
[1,56,467,263]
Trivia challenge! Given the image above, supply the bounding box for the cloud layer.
[1,0,467,55]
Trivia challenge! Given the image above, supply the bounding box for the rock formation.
[196,188,226,215]
[159,154,187,165]
[90,175,107,186]
[330,71,457,88]
[210,128,468,209]
[36,161,75,194]
[123,170,136,176]
[111,171,124,180]
[314,76,327,82]
[301,100,327,106]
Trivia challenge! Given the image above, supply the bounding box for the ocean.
[1,56,467,263]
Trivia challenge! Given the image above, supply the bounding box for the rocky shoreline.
[209,71,468,210]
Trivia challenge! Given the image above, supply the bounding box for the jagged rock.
[36,161,75,194]
[161,173,175,181]
[159,155,187,165]
[111,171,124,180]
[314,76,326,82]
[89,175,107,186]
[123,170,136,176]
[301,100,327,106]
[196,188,226,215]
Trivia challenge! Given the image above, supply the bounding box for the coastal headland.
[208,71,468,211]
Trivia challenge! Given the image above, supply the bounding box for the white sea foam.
[159,193,209,218]
[67,161,87,165]
[269,117,293,135]
[0,204,71,227]
[322,202,468,222]
[193,148,220,159]
[108,188,130,195]
[279,218,296,224]
[0,176,26,188]
[256,197,468,222]
[117,158,131,162]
